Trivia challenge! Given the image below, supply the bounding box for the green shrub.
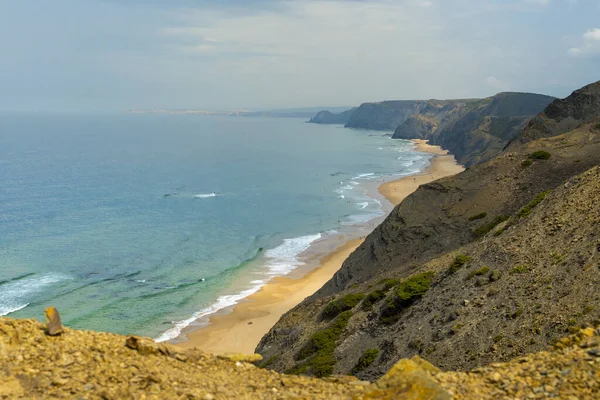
[518,191,551,218]
[362,290,386,309]
[285,363,308,375]
[448,254,472,274]
[378,278,400,291]
[528,151,551,160]
[521,160,532,167]
[468,212,487,221]
[260,355,279,369]
[510,265,530,275]
[351,348,380,374]
[294,311,353,377]
[489,270,501,282]
[451,323,463,334]
[595,122,600,130]
[473,215,510,238]
[321,293,366,319]
[380,272,434,324]
[467,266,490,280]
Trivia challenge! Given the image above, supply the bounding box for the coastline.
[173,139,464,354]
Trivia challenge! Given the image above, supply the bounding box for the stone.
[368,357,451,399]
[44,307,64,336]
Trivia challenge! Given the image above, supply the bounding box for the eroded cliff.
[257,82,600,383]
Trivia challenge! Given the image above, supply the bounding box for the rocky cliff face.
[308,108,356,124]
[257,82,600,381]
[309,93,554,167]
[393,92,556,166]
[507,80,600,147]
[344,100,473,131]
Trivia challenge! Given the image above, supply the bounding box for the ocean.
[0,112,431,341]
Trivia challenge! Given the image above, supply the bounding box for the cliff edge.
[1,317,599,399]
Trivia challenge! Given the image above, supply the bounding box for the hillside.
[256,82,600,380]
[308,108,356,124]
[1,316,599,399]
[344,100,471,131]
[308,93,554,167]
[393,92,556,166]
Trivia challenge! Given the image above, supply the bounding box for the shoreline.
[173,139,464,354]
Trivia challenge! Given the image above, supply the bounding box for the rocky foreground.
[1,317,599,399]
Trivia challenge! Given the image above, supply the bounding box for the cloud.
[568,28,600,56]
[2,0,599,111]
[416,0,434,7]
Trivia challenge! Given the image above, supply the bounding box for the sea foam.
[155,285,263,343]
[264,233,322,276]
[155,233,321,343]
[194,192,217,198]
[0,273,69,316]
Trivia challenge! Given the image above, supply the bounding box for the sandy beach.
[378,139,465,205]
[175,139,464,354]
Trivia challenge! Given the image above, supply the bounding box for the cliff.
[344,100,473,131]
[256,82,600,382]
[507,81,600,147]
[309,93,554,167]
[392,92,556,166]
[1,316,599,399]
[308,108,356,124]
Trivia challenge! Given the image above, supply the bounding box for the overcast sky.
[0,0,598,111]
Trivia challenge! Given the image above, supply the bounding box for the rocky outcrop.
[1,316,598,399]
[308,108,356,125]
[507,80,600,147]
[257,82,600,382]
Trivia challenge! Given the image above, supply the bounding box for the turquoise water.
[0,113,430,340]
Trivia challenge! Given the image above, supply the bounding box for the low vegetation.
[510,265,530,275]
[489,270,502,282]
[468,212,487,221]
[293,310,353,377]
[518,191,552,218]
[351,348,380,375]
[260,355,279,369]
[473,215,510,238]
[380,272,434,324]
[321,293,365,320]
[467,266,490,280]
[528,150,551,160]
[448,254,472,274]
[378,278,400,291]
[362,289,386,310]
[521,160,533,167]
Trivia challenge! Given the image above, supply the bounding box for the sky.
[0,0,598,111]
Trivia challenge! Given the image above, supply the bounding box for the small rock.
[202,394,214,400]
[489,372,502,383]
[44,307,64,336]
[52,378,69,387]
[587,349,600,357]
